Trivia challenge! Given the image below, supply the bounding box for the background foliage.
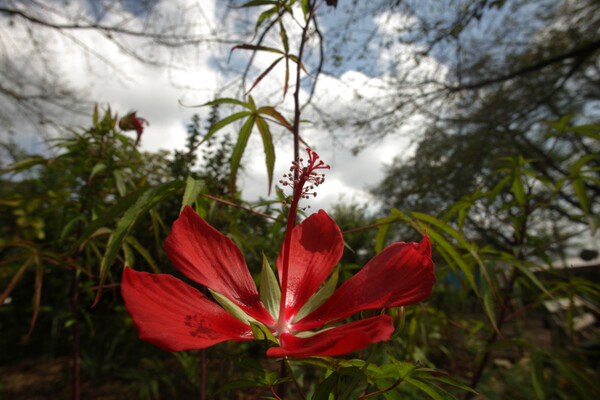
[1,0,599,399]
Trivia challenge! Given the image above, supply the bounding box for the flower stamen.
[277,149,330,331]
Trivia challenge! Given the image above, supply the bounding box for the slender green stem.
[340,343,380,400]
[284,358,307,400]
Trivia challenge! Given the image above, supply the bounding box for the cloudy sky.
[6,0,445,214]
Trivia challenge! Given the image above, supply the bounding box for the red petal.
[267,315,394,357]
[165,206,273,324]
[277,210,344,320]
[121,268,253,351]
[293,235,435,331]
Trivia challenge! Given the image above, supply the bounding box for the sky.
[3,0,445,215]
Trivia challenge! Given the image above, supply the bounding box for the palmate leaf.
[230,115,256,194]
[255,116,276,194]
[196,97,292,196]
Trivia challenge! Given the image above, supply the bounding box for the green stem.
[284,358,307,400]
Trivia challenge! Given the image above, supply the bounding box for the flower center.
[277,149,329,329]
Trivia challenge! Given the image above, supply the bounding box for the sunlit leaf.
[229,115,255,194]
[255,116,276,194]
[180,176,204,214]
[203,111,252,145]
[210,289,258,325]
[259,254,281,320]
[293,267,339,323]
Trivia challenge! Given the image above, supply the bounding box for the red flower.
[121,150,435,357]
[118,111,148,147]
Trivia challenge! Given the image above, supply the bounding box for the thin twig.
[200,193,278,221]
[356,376,404,399]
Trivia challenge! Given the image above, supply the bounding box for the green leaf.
[5,156,47,173]
[508,258,552,298]
[531,349,546,399]
[75,186,152,250]
[480,267,499,333]
[113,170,127,197]
[259,254,281,320]
[425,228,479,297]
[293,267,339,323]
[414,370,477,394]
[93,181,182,306]
[374,215,397,253]
[301,0,310,19]
[255,7,280,35]
[214,377,267,395]
[125,235,160,273]
[59,215,86,242]
[122,241,135,268]
[255,116,276,194]
[236,0,278,8]
[229,115,255,194]
[209,289,257,325]
[257,106,293,130]
[572,176,590,214]
[245,56,284,95]
[279,21,289,53]
[404,377,444,400]
[88,162,107,182]
[511,172,526,207]
[312,371,339,400]
[203,111,252,145]
[249,321,278,346]
[230,44,284,56]
[180,176,204,214]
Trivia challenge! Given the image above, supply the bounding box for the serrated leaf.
[259,254,281,320]
[245,56,284,95]
[229,115,255,194]
[257,106,293,130]
[255,7,279,35]
[180,176,204,214]
[202,111,252,145]
[255,116,276,194]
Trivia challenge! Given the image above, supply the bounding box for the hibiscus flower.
[121,150,435,357]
